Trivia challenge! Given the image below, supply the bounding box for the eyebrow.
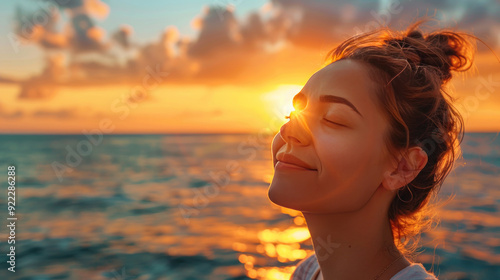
[319,94,363,118]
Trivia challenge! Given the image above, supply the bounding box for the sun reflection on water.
[234,208,313,279]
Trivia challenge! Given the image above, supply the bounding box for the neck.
[302,187,410,280]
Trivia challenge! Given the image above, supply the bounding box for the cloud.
[9,0,500,100]
[112,24,133,49]
[14,0,110,52]
[0,76,19,84]
[69,13,109,52]
[139,26,179,67]
[182,6,286,83]
[17,53,65,99]
[240,12,270,50]
[122,24,206,84]
[13,5,68,49]
[18,81,58,99]
[77,0,110,19]
[268,0,500,49]
[188,6,241,58]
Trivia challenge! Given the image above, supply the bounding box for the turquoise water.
[0,133,499,280]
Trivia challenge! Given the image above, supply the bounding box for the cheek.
[316,132,369,176]
[314,132,386,209]
[318,128,386,175]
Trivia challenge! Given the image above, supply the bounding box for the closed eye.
[286,115,347,127]
[322,118,347,127]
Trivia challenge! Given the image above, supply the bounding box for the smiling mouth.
[275,153,317,171]
[275,161,317,171]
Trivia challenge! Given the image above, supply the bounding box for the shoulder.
[390,263,439,280]
[290,253,320,280]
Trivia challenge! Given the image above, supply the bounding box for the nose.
[279,110,312,146]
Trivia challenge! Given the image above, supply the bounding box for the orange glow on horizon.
[1,53,499,134]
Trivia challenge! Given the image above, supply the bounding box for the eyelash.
[323,118,345,127]
[285,114,345,127]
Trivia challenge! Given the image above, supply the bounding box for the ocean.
[0,133,499,280]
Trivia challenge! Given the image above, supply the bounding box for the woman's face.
[268,59,394,213]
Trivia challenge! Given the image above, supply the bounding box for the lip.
[275,153,316,171]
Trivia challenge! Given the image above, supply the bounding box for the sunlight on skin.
[262,84,303,122]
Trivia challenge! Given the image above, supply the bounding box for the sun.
[262,84,303,123]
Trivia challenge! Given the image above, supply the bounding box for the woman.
[268,19,476,280]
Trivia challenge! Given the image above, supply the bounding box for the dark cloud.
[269,0,383,48]
[111,24,133,49]
[45,0,85,9]
[14,0,109,52]
[13,5,67,49]
[188,6,241,58]
[269,0,500,48]
[69,13,108,52]
[450,1,500,50]
[240,12,269,50]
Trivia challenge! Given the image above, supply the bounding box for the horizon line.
[0,131,499,136]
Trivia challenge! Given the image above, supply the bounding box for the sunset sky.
[0,0,499,134]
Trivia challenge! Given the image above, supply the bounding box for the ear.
[382,147,428,191]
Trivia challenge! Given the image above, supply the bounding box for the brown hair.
[324,19,476,256]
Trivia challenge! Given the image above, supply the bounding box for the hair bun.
[413,29,474,83]
[406,30,424,40]
[385,29,474,83]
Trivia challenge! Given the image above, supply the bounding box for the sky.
[0,0,499,134]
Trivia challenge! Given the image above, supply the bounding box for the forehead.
[302,59,377,104]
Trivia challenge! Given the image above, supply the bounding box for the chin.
[267,179,307,211]
[267,178,355,214]
[268,180,291,208]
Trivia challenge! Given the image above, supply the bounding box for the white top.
[313,263,438,280]
[390,263,439,280]
[291,253,439,280]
